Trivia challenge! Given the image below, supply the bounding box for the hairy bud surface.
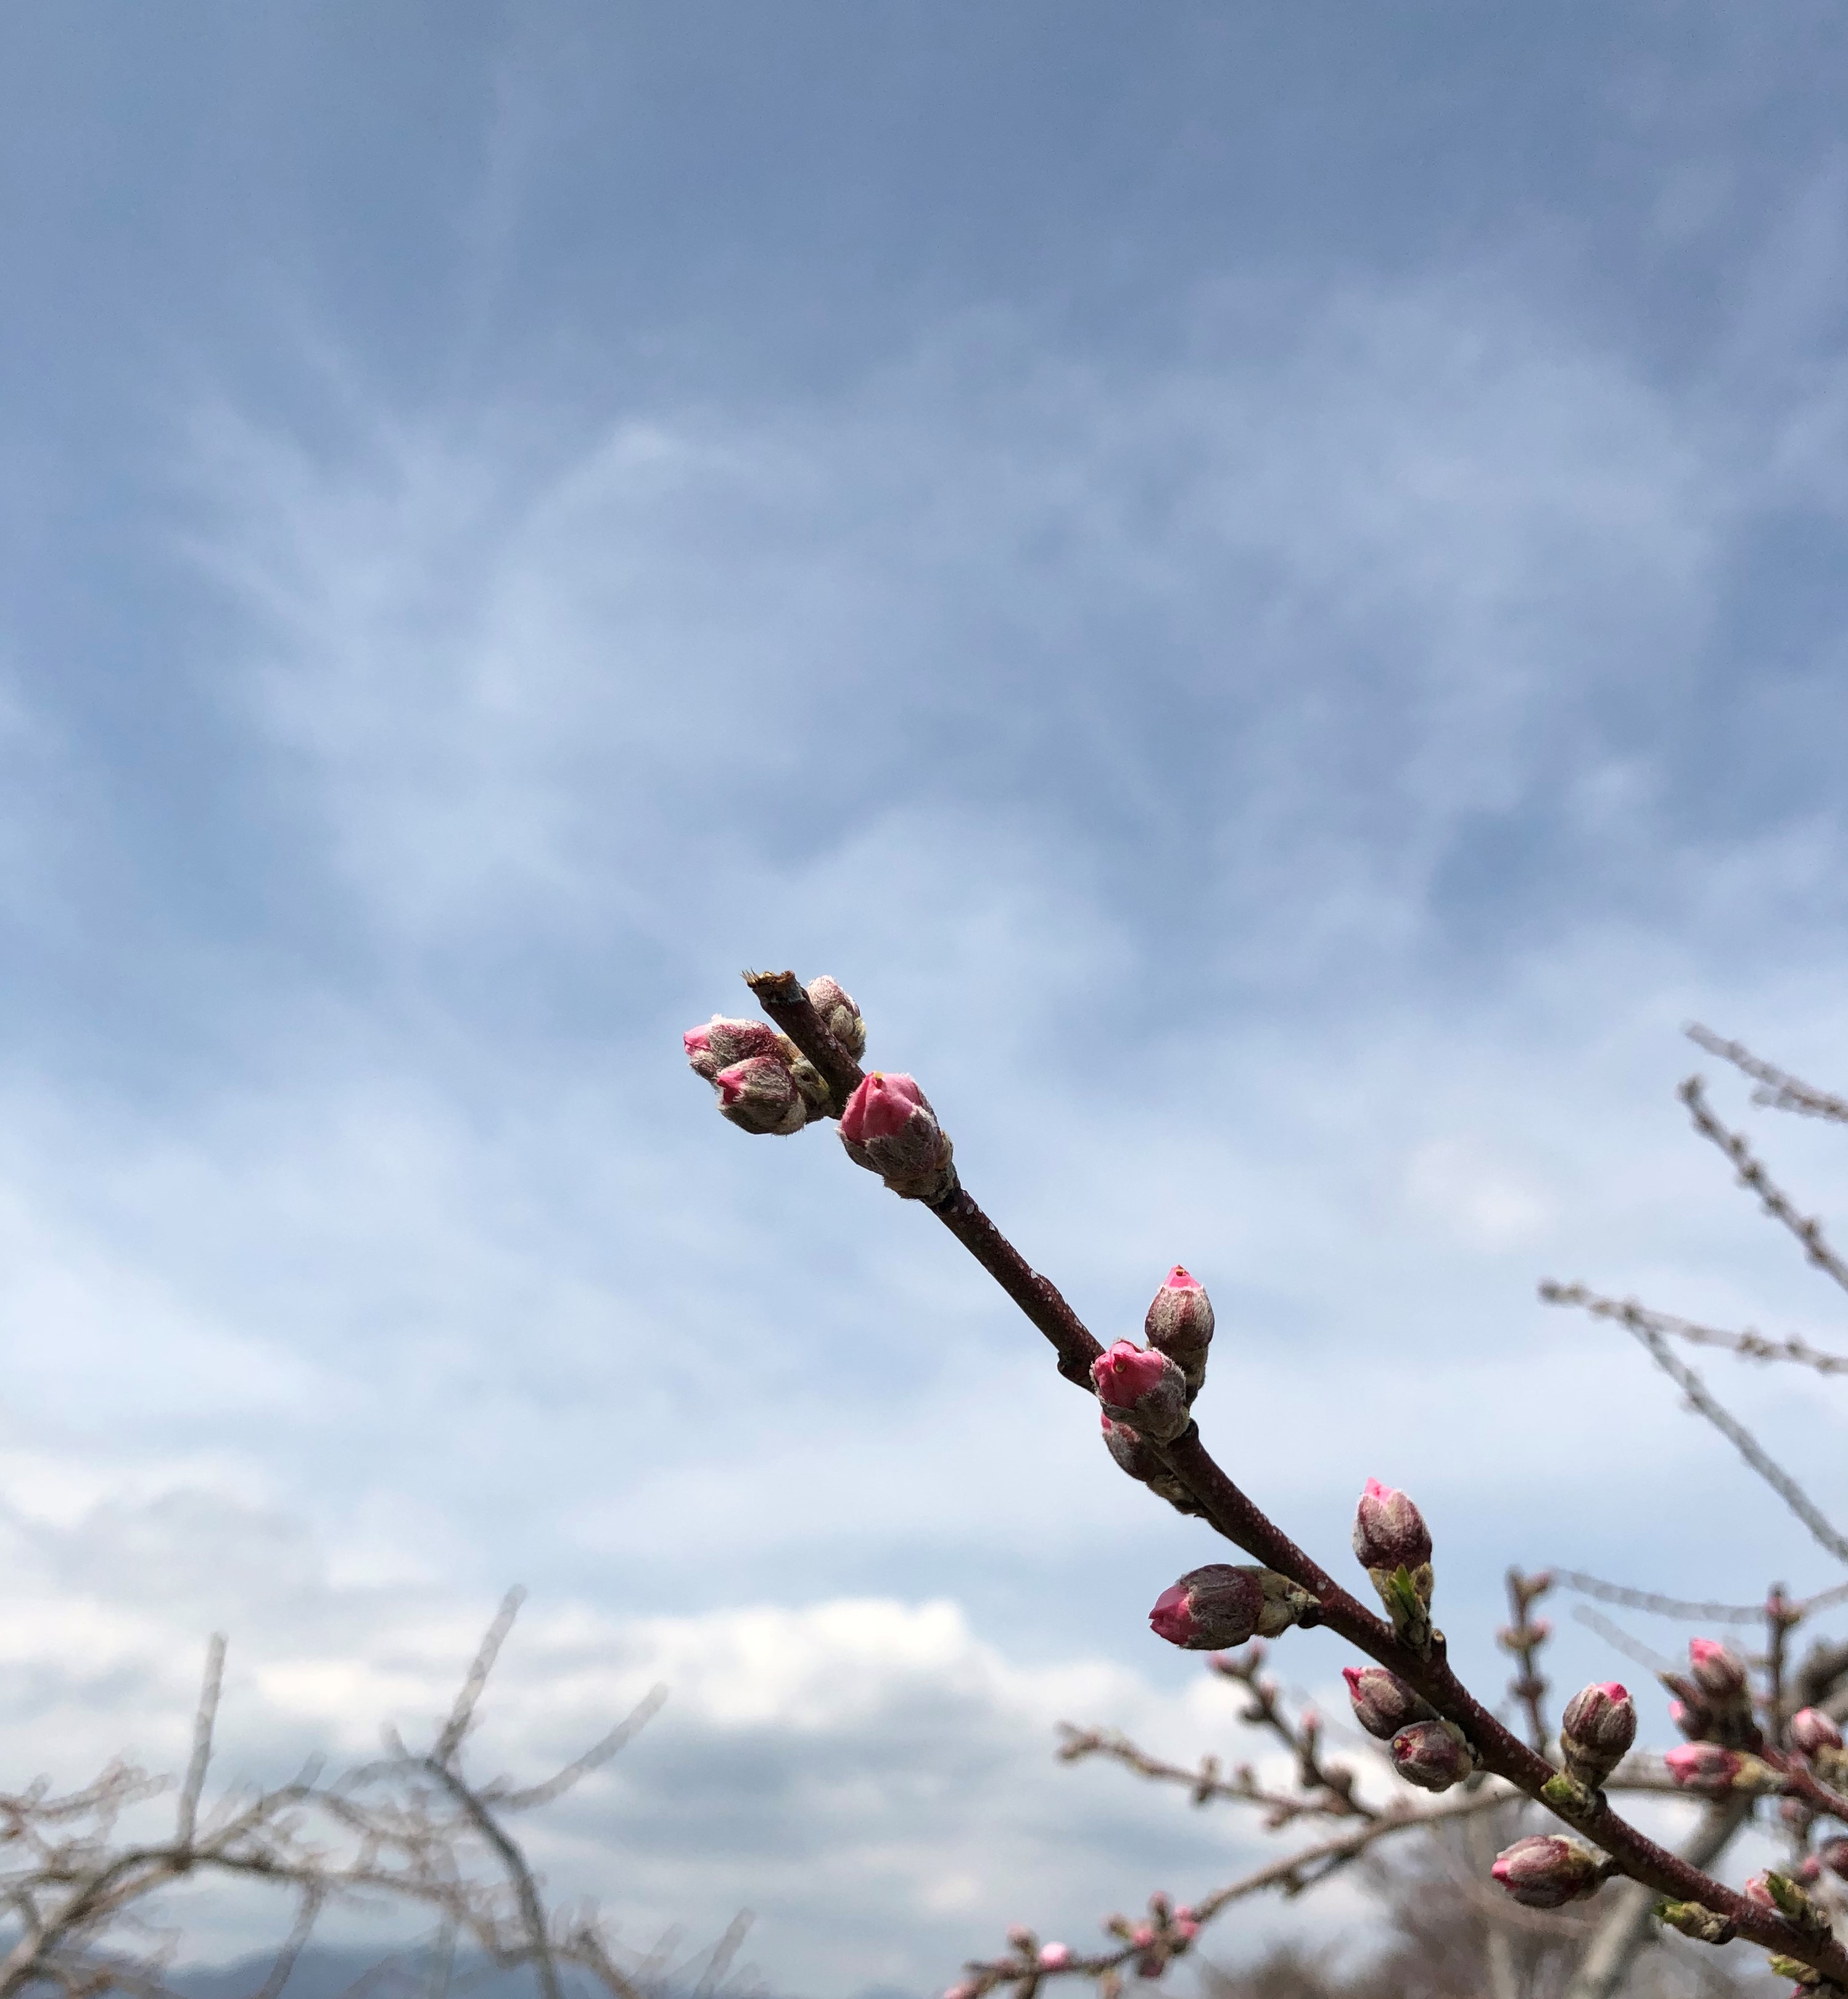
[1491,1835,1602,1909]
[839,1072,956,1201]
[1149,1565,1319,1650]
[1389,1718,1474,1792]
[1342,1665,1433,1740]
[714,1056,809,1136]
[684,1016,785,1080]
[1144,1266,1214,1395]
[1560,1681,1636,1786]
[1791,1707,1844,1757]
[804,975,865,1059]
[1092,1341,1191,1442]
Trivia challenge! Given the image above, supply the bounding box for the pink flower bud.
[1092,1341,1192,1442]
[1389,1718,1474,1792]
[1342,1665,1433,1740]
[1038,1945,1072,1972]
[1352,1478,1432,1573]
[1688,1638,1748,1702]
[1144,1266,1215,1393]
[943,1986,976,1999]
[1491,1835,1602,1910]
[1791,1707,1844,1757]
[683,1016,785,1080]
[1174,1919,1198,1943]
[804,975,865,1059]
[838,1072,956,1201]
[1559,1681,1636,1786]
[1149,1565,1319,1649]
[1818,1837,1848,1883]
[714,1055,809,1135]
[1666,1695,1708,1740]
[1664,1742,1742,1793]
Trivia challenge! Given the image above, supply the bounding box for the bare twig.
[1542,1280,1848,1567]
[1688,1026,1848,1125]
[177,1634,226,1852]
[1681,1076,1848,1297]
[1545,1279,1848,1378]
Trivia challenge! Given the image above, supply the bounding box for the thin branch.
[176,1636,226,1852]
[1542,1280,1848,1567]
[691,1911,753,1999]
[1688,1026,1848,1125]
[419,1759,561,1999]
[740,971,1848,1990]
[1544,1282,1848,1378]
[488,1686,667,1811]
[1681,1075,1848,1297]
[245,1888,323,1999]
[1554,1563,1848,1626]
[434,1591,525,1770]
[1569,1606,1676,1678]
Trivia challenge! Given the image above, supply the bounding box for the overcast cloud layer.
[4,6,1848,1993]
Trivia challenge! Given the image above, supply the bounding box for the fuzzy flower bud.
[1688,1638,1748,1702]
[1559,1681,1636,1787]
[1491,1835,1603,1910]
[839,1072,956,1201]
[683,1016,785,1080]
[1664,1742,1743,1794]
[1144,1266,1215,1396]
[1037,1945,1072,1972]
[714,1055,809,1136]
[1353,1480,1434,1646]
[1390,1718,1474,1792]
[1353,1478,1432,1571]
[1149,1565,1320,1650]
[1092,1341,1192,1443]
[804,975,865,1059]
[1342,1665,1434,1740]
[1817,1838,1848,1884]
[1790,1707,1844,1757]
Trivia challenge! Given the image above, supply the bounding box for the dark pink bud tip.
[1164,1265,1201,1290]
[1149,1583,1195,1646]
[839,1070,926,1144]
[1037,1945,1072,1972]
[1094,1341,1170,1405]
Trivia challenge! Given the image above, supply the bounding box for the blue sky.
[4,5,1848,1992]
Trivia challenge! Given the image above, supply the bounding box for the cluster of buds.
[1149,1565,1320,1650]
[839,1072,957,1202]
[684,979,859,1134]
[1105,1895,1199,1982]
[1661,1636,1761,1752]
[1558,1681,1637,1790]
[1491,1834,1604,1909]
[1097,1269,1216,1510]
[1352,1478,1435,1652]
